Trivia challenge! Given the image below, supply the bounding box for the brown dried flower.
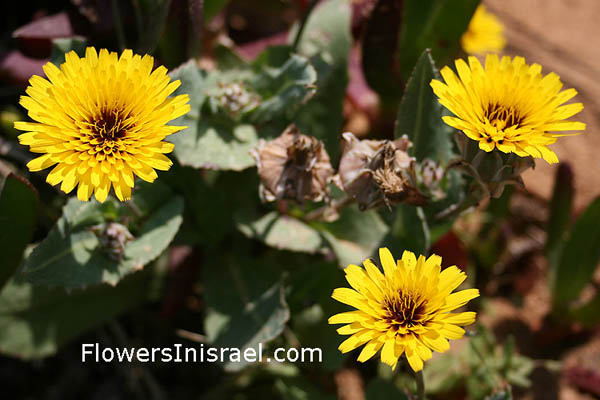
[251,125,334,203]
[336,132,427,210]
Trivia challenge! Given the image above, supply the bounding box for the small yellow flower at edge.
[329,247,479,372]
[15,47,190,202]
[430,54,585,164]
[461,4,506,55]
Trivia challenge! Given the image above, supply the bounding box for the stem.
[304,195,354,221]
[111,0,127,50]
[292,0,319,52]
[434,189,482,222]
[415,369,425,400]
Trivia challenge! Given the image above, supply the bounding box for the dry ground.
[486,0,600,212]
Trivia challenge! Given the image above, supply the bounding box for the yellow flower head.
[329,248,479,372]
[430,54,585,164]
[15,47,190,202]
[461,5,506,55]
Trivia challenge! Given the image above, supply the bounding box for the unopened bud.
[251,125,334,203]
[90,222,134,261]
[207,81,260,119]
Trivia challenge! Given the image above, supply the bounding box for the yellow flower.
[461,5,506,55]
[329,248,479,372]
[15,47,190,202]
[430,54,585,164]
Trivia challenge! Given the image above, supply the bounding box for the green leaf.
[398,0,479,81]
[168,61,256,170]
[387,205,430,256]
[290,0,351,161]
[545,163,574,276]
[204,0,230,22]
[0,259,166,359]
[168,50,316,170]
[395,50,454,164]
[424,352,465,394]
[248,52,317,123]
[162,166,245,247]
[173,118,259,171]
[204,255,290,372]
[50,37,87,66]
[319,206,388,267]
[21,196,183,290]
[393,50,466,248]
[237,212,325,254]
[0,174,37,289]
[553,196,600,308]
[366,378,408,400]
[132,0,171,54]
[571,293,600,326]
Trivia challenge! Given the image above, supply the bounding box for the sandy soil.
[485,0,600,212]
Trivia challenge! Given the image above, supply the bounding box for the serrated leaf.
[237,212,325,254]
[290,0,351,161]
[395,50,454,164]
[398,0,479,81]
[0,174,37,289]
[319,206,388,267]
[393,50,465,245]
[0,260,166,359]
[553,196,600,308]
[21,196,183,289]
[204,255,289,372]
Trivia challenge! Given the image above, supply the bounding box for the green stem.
[415,369,425,400]
[292,0,319,52]
[304,195,354,221]
[111,0,127,50]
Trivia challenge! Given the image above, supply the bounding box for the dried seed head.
[251,125,334,203]
[336,132,427,210]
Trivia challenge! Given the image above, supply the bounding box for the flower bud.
[336,132,427,210]
[90,222,134,261]
[251,125,334,203]
[207,81,260,120]
[460,133,535,198]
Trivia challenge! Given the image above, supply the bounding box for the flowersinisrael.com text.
[81,343,322,364]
